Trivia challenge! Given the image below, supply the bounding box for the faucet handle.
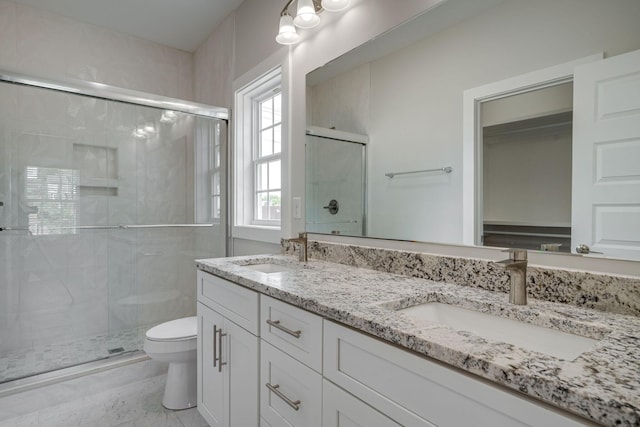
[501,248,527,261]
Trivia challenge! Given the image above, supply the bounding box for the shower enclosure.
[0,71,228,384]
[305,128,366,236]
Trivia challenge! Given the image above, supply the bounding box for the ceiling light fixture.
[276,0,350,45]
[293,0,320,28]
[321,0,351,12]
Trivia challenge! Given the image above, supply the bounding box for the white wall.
[483,127,573,226]
[0,0,193,99]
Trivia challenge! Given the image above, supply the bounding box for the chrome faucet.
[288,232,308,262]
[494,249,528,305]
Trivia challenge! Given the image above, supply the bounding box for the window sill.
[233,225,282,244]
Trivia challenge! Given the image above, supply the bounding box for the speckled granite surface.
[196,254,640,427]
[283,240,640,317]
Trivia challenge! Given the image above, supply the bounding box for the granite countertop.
[196,254,640,426]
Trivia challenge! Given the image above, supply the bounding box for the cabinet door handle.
[217,327,227,373]
[266,383,301,411]
[213,325,218,367]
[266,319,302,338]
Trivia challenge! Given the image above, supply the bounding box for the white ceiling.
[12,0,246,52]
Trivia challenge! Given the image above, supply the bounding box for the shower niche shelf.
[73,143,119,196]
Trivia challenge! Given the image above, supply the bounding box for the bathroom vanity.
[196,254,639,426]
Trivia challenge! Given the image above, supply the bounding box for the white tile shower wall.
[0,0,194,100]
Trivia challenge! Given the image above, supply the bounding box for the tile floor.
[0,360,208,427]
[0,328,143,384]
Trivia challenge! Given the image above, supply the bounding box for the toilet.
[144,316,198,410]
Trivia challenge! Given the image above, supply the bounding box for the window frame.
[233,61,286,244]
[252,89,282,226]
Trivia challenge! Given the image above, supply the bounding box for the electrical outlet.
[293,197,302,219]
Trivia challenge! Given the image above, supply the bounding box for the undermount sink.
[398,302,599,360]
[243,263,298,274]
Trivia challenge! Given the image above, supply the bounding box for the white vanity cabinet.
[196,268,596,427]
[197,271,260,427]
[323,321,593,427]
[260,295,323,427]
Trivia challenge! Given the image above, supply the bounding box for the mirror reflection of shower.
[305,127,367,236]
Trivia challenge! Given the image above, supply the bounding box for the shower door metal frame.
[0,68,228,120]
[0,68,231,390]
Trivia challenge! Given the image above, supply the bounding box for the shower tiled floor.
[0,328,145,384]
[0,359,207,427]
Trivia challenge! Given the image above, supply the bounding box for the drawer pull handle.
[266,383,301,411]
[266,319,302,338]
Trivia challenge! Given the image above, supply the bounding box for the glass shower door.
[305,134,366,236]
[0,75,227,384]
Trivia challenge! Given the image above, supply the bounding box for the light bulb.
[276,13,300,45]
[160,110,177,123]
[321,0,350,12]
[132,126,147,139]
[294,0,320,28]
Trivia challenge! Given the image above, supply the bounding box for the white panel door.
[198,303,226,427]
[572,49,640,260]
[224,316,260,427]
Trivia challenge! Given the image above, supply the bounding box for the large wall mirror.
[305,0,640,261]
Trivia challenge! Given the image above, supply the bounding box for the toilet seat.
[146,316,197,341]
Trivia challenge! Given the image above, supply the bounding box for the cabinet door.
[198,303,259,427]
[198,302,226,427]
[223,317,259,427]
[322,380,402,427]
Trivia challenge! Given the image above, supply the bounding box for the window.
[254,91,282,225]
[195,116,223,224]
[212,122,222,222]
[234,65,284,241]
[25,166,79,235]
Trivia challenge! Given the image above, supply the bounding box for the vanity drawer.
[197,270,259,335]
[260,295,323,372]
[261,340,322,427]
[323,321,591,427]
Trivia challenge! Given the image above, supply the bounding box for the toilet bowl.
[144,316,198,410]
